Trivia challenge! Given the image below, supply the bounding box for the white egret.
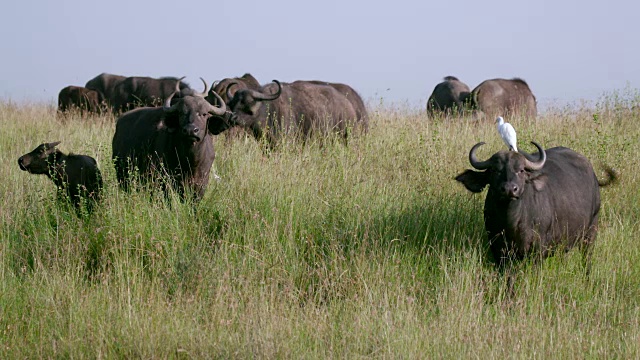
[496,116,518,152]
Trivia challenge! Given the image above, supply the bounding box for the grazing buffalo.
[18,141,103,213]
[110,76,202,113]
[426,76,471,116]
[455,142,616,268]
[207,75,368,130]
[210,80,366,146]
[85,73,126,102]
[306,80,369,130]
[57,86,104,115]
[468,78,537,119]
[112,81,231,202]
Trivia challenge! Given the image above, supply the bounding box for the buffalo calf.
[18,142,103,213]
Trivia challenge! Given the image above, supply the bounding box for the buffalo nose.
[18,157,27,171]
[182,126,200,136]
[502,184,519,198]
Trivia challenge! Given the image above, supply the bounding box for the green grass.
[1,91,639,358]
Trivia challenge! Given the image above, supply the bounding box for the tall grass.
[1,90,639,358]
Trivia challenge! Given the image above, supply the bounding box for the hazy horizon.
[2,0,638,110]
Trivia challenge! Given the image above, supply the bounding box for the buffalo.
[306,80,369,130]
[112,81,231,202]
[207,73,261,105]
[210,80,367,146]
[110,76,204,113]
[18,141,103,213]
[207,75,368,133]
[426,76,471,116]
[85,73,126,102]
[468,78,537,119]
[455,142,616,268]
[57,86,104,115]
[206,73,263,140]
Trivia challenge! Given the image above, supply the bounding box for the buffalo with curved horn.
[209,79,366,146]
[112,79,234,202]
[456,141,616,268]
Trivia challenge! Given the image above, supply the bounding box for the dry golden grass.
[0,91,639,358]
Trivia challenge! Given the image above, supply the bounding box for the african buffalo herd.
[19,71,618,277]
[426,76,537,119]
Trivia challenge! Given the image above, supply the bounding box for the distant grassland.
[1,91,639,358]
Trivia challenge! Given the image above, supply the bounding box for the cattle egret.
[496,116,518,152]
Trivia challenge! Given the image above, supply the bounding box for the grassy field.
[1,92,639,358]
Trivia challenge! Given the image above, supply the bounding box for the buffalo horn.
[207,91,227,116]
[200,77,209,96]
[163,77,184,111]
[523,142,546,171]
[468,142,492,170]
[248,80,282,101]
[226,82,238,100]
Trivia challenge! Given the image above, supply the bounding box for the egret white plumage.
[496,116,518,152]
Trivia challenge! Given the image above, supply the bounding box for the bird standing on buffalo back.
[496,116,517,152]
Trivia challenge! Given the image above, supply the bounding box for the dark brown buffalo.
[306,80,369,130]
[468,78,537,119]
[112,82,231,202]
[57,86,104,115]
[18,141,103,213]
[426,76,471,116]
[206,73,262,140]
[85,73,126,101]
[209,80,366,146]
[207,73,261,105]
[455,142,616,268]
[207,75,368,129]
[110,76,204,113]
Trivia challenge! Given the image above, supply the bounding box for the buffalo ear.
[207,116,228,135]
[46,141,61,149]
[455,170,489,193]
[162,114,179,133]
[528,173,548,191]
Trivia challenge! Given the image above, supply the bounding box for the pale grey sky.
[2,0,638,108]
